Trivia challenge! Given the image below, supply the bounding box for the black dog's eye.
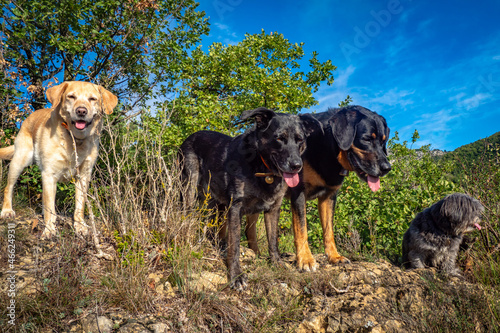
[362,136,373,144]
[276,135,287,144]
[296,136,304,144]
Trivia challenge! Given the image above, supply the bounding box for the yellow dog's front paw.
[74,220,90,237]
[1,209,16,219]
[41,227,57,240]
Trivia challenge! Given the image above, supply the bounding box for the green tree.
[0,0,209,122]
[0,0,209,212]
[338,95,352,107]
[144,30,336,151]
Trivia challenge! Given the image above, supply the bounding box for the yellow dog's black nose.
[76,107,88,117]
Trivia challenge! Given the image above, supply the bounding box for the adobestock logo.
[340,0,405,62]
[213,0,244,20]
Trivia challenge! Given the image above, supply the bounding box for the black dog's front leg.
[264,198,283,264]
[226,201,247,290]
[440,246,462,277]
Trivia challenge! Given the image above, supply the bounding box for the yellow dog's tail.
[0,146,15,160]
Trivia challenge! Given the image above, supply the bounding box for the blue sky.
[196,0,500,151]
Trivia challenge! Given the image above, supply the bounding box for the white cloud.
[450,91,493,110]
[308,66,357,110]
[213,22,239,45]
[449,92,467,102]
[369,88,415,109]
[398,108,460,150]
[335,65,356,88]
[460,93,493,110]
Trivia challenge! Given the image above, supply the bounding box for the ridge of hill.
[442,131,500,162]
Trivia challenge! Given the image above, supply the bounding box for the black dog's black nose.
[381,161,392,174]
[289,160,302,173]
[76,107,88,117]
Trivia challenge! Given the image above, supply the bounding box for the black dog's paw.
[269,252,282,264]
[446,269,464,280]
[230,273,248,291]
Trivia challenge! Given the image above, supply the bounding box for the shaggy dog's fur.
[402,193,484,276]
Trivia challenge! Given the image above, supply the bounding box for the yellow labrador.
[0,81,117,238]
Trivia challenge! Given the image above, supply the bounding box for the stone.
[189,270,227,293]
[117,322,150,333]
[296,315,328,333]
[150,322,169,333]
[240,246,257,262]
[163,281,176,297]
[81,315,113,333]
[384,319,406,332]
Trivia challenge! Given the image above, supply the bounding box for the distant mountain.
[447,131,499,158]
[440,131,500,175]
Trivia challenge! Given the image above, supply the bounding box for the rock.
[117,322,150,333]
[67,322,82,332]
[150,322,170,333]
[296,315,328,333]
[19,277,38,295]
[81,315,113,333]
[240,246,257,262]
[107,311,127,328]
[279,282,300,297]
[384,319,406,332]
[162,281,176,297]
[189,270,227,293]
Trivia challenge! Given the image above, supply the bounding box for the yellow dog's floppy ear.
[46,82,69,109]
[99,86,118,115]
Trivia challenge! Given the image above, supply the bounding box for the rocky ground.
[1,215,492,332]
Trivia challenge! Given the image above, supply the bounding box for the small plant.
[114,230,145,266]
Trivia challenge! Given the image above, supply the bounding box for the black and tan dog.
[288,105,391,271]
[179,107,318,289]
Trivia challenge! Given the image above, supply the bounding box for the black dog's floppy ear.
[329,108,360,150]
[240,107,276,130]
[383,126,390,155]
[299,114,323,136]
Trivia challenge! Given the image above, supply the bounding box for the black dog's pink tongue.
[367,175,380,192]
[75,121,87,130]
[283,173,300,187]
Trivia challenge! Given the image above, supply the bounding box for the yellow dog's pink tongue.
[75,121,87,130]
[474,223,481,230]
[367,175,380,192]
[283,173,300,188]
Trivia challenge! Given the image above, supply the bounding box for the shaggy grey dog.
[402,193,484,276]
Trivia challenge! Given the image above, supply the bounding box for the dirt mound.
[0,216,491,332]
